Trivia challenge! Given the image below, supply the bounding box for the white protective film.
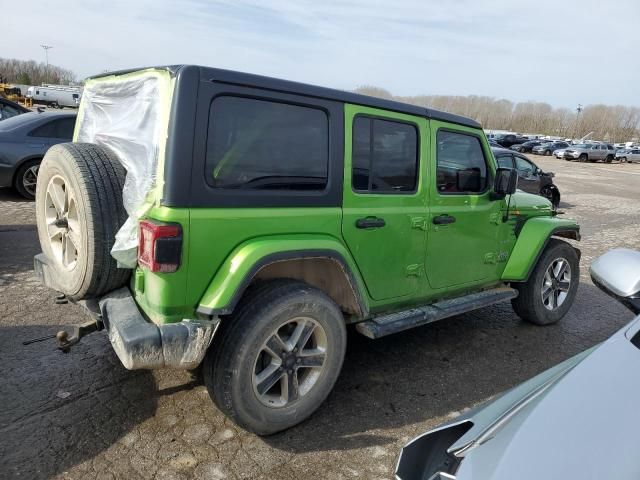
[75,69,173,267]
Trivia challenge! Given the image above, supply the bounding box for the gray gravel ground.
[1,155,639,479]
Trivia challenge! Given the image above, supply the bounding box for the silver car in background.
[615,148,640,163]
[396,248,640,480]
[564,143,616,162]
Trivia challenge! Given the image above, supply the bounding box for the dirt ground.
[1,156,639,479]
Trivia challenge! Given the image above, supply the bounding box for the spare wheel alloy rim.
[45,175,81,271]
[252,317,328,408]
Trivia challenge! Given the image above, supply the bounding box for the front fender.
[502,217,580,282]
[195,234,368,317]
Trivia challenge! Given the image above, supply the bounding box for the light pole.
[574,103,583,140]
[40,45,53,83]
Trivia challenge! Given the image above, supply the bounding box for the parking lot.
[1,156,639,480]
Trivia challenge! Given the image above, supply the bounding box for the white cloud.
[4,0,639,107]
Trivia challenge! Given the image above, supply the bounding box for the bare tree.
[0,57,77,86]
[353,85,640,141]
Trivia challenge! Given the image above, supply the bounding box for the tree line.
[355,86,640,142]
[0,57,77,87]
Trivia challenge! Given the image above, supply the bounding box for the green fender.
[195,234,369,317]
[501,216,580,281]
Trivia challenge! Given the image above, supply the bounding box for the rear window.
[352,116,418,193]
[205,96,328,190]
[29,117,76,139]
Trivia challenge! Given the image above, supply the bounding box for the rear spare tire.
[35,143,130,300]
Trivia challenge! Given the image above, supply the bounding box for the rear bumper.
[100,288,218,370]
[34,253,218,370]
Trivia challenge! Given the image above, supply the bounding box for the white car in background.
[553,148,568,159]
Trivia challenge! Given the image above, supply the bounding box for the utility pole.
[40,45,53,83]
[574,103,583,140]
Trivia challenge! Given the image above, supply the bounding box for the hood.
[509,191,553,217]
[397,316,640,480]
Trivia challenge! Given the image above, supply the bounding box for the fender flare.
[502,217,580,282]
[195,235,369,318]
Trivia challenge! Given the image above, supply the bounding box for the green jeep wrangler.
[34,65,580,435]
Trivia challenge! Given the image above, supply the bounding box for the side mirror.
[590,248,640,314]
[492,168,518,198]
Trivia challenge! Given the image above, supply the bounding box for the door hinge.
[406,264,424,277]
[411,217,428,231]
[484,253,497,264]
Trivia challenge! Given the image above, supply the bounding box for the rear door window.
[352,116,418,193]
[436,130,488,194]
[205,96,328,190]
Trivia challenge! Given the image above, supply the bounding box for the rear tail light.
[138,220,182,273]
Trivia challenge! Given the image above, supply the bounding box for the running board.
[356,287,518,339]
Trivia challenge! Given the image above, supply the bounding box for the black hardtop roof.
[90,65,482,129]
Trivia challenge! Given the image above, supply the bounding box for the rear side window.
[436,130,488,194]
[29,117,76,139]
[352,116,418,193]
[205,96,328,190]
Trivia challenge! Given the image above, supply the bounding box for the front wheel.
[544,150,551,156]
[578,153,587,162]
[14,159,40,199]
[511,239,579,325]
[203,280,347,435]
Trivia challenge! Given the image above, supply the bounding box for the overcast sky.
[5,0,639,108]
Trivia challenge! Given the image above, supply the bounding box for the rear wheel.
[511,239,579,325]
[605,154,613,163]
[14,159,41,199]
[35,143,130,300]
[203,280,347,435]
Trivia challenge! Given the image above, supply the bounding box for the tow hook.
[56,319,103,353]
[22,319,103,352]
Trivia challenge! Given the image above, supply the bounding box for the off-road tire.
[203,280,347,435]
[35,143,129,300]
[14,158,41,199]
[511,239,579,325]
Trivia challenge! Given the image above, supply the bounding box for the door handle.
[432,214,456,225]
[356,217,386,229]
